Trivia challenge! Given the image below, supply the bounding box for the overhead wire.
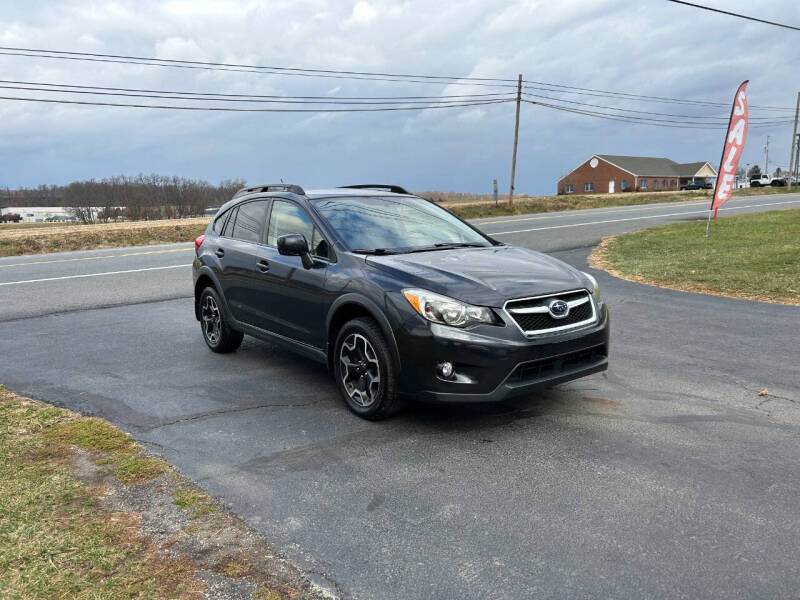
[0,95,513,112]
[664,0,800,32]
[0,81,514,105]
[1,46,796,111]
[523,100,794,129]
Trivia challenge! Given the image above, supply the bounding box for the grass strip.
[0,387,198,599]
[590,208,800,305]
[0,220,208,257]
[443,185,796,220]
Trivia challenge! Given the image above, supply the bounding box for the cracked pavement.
[1,198,799,599]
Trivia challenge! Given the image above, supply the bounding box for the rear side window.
[212,209,230,234]
[230,201,269,244]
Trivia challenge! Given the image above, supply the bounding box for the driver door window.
[267,201,330,259]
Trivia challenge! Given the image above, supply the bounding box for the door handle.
[215,248,225,258]
[257,259,270,272]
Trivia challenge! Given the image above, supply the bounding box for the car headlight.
[582,271,600,298]
[403,288,494,327]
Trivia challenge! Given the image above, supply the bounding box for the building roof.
[597,155,716,177]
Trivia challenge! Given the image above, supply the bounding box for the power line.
[0,81,512,104]
[524,83,794,112]
[0,45,520,83]
[1,46,796,111]
[524,99,794,129]
[0,95,513,112]
[664,0,800,32]
[0,50,519,89]
[522,91,787,121]
[0,80,508,101]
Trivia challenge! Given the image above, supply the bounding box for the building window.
[662,179,669,188]
[565,183,575,193]
[621,180,629,190]
[654,179,660,189]
[640,179,648,190]
[583,182,594,192]
[671,179,676,187]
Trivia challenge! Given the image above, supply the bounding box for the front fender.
[327,293,401,371]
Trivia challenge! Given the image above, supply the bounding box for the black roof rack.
[338,184,410,195]
[233,183,306,198]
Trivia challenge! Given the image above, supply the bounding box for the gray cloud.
[1,0,798,194]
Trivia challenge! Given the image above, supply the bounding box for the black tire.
[333,317,402,420]
[199,286,244,353]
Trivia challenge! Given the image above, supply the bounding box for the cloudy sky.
[1,0,799,195]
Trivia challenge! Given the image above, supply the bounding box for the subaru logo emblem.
[548,299,569,319]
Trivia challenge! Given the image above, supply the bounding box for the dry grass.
[0,386,311,600]
[0,217,209,257]
[0,387,201,600]
[589,208,800,305]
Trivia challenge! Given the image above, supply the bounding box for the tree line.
[1,175,246,223]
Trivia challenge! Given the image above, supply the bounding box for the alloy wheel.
[201,295,222,346]
[339,333,381,407]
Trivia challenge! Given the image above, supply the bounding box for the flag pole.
[704,209,712,237]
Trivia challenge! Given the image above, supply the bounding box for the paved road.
[1,193,799,599]
[2,192,799,321]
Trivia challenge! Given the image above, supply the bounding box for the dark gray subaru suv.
[193,183,609,419]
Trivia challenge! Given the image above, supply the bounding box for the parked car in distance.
[0,213,22,223]
[770,177,786,187]
[192,183,609,419]
[680,182,704,190]
[750,176,771,187]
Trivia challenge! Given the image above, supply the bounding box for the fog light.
[437,361,454,378]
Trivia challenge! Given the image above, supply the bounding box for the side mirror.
[277,234,314,269]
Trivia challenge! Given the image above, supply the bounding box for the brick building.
[557,155,717,195]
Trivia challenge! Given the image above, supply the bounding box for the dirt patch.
[582,395,623,407]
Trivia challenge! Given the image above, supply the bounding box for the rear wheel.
[334,317,402,420]
[199,286,243,353]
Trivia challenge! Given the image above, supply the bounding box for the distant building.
[557,155,717,194]
[0,206,75,222]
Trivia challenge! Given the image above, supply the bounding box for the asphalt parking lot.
[1,193,799,599]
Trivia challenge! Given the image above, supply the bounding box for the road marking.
[0,264,190,286]
[488,199,800,235]
[0,246,193,269]
[475,199,712,225]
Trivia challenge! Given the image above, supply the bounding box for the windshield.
[311,195,491,253]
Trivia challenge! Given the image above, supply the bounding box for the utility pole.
[508,73,523,206]
[764,135,770,176]
[795,133,800,184]
[788,92,800,189]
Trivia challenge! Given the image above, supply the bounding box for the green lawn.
[591,208,800,305]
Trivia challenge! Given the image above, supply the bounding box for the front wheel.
[334,317,402,420]
[199,287,244,353]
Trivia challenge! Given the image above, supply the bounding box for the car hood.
[366,245,588,306]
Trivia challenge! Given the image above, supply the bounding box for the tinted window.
[231,201,269,244]
[268,201,315,247]
[311,227,331,259]
[311,195,488,252]
[221,207,237,237]
[212,209,230,234]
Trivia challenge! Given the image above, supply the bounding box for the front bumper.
[394,300,609,403]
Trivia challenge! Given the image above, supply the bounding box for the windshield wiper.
[404,242,487,253]
[352,248,399,255]
[433,242,487,248]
